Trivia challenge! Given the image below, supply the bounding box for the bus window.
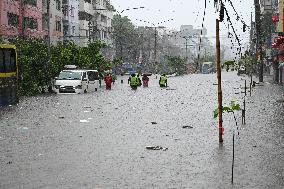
[4,49,16,72]
[0,50,4,72]
[82,72,87,80]
[10,50,16,72]
[88,71,95,81]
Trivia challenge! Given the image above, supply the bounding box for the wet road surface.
[0,72,283,188]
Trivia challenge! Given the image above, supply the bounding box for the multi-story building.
[78,0,113,47]
[1,0,114,48]
[260,0,273,13]
[42,0,64,45]
[78,0,94,46]
[0,0,43,39]
[62,0,80,44]
[95,0,113,45]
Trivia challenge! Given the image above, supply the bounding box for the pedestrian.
[142,74,149,87]
[112,74,117,84]
[104,73,113,90]
[98,73,103,87]
[128,73,139,90]
[136,73,142,87]
[159,74,168,87]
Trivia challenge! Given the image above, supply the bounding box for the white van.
[53,70,98,94]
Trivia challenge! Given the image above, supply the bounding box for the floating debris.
[84,106,92,108]
[146,146,168,151]
[17,127,29,131]
[58,116,65,119]
[276,99,284,103]
[80,120,89,123]
[182,126,193,129]
[151,122,157,124]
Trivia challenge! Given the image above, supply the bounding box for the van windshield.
[58,71,82,80]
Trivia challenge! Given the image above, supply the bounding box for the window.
[63,25,68,36]
[86,30,89,37]
[70,6,74,17]
[0,50,4,72]
[101,15,107,23]
[102,30,107,39]
[56,21,61,32]
[7,13,19,27]
[78,11,92,21]
[24,0,37,7]
[82,72,87,80]
[42,13,48,30]
[56,0,61,11]
[62,0,67,4]
[0,49,16,72]
[72,26,75,35]
[23,17,37,29]
[62,5,68,16]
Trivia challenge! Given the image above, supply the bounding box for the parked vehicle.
[202,62,215,74]
[237,65,246,75]
[53,69,98,94]
[0,44,18,106]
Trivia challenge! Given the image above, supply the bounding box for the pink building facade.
[0,0,43,38]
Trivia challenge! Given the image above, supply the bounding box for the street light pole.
[216,19,223,143]
[183,37,189,58]
[254,0,263,82]
[47,0,51,58]
[154,27,157,64]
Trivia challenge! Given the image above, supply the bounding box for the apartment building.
[42,0,64,45]
[0,0,113,47]
[78,0,113,47]
[95,0,113,45]
[62,0,80,44]
[0,0,43,38]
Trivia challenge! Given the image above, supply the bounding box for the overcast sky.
[111,0,254,48]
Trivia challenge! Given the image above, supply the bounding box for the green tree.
[166,56,187,75]
[112,15,139,61]
[6,38,111,96]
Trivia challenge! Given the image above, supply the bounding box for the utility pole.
[20,0,25,37]
[216,19,223,143]
[184,37,188,58]
[154,27,157,66]
[255,0,263,82]
[47,0,51,57]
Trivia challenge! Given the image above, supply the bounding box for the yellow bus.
[0,44,18,106]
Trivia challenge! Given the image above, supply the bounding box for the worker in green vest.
[128,73,139,90]
[159,74,168,87]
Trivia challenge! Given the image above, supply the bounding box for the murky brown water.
[0,73,283,188]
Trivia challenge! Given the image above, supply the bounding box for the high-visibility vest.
[130,76,138,86]
[159,76,167,85]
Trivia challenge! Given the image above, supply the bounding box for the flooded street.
[0,72,283,189]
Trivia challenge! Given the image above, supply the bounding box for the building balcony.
[80,2,93,15]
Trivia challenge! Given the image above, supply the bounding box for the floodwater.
[0,72,283,188]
